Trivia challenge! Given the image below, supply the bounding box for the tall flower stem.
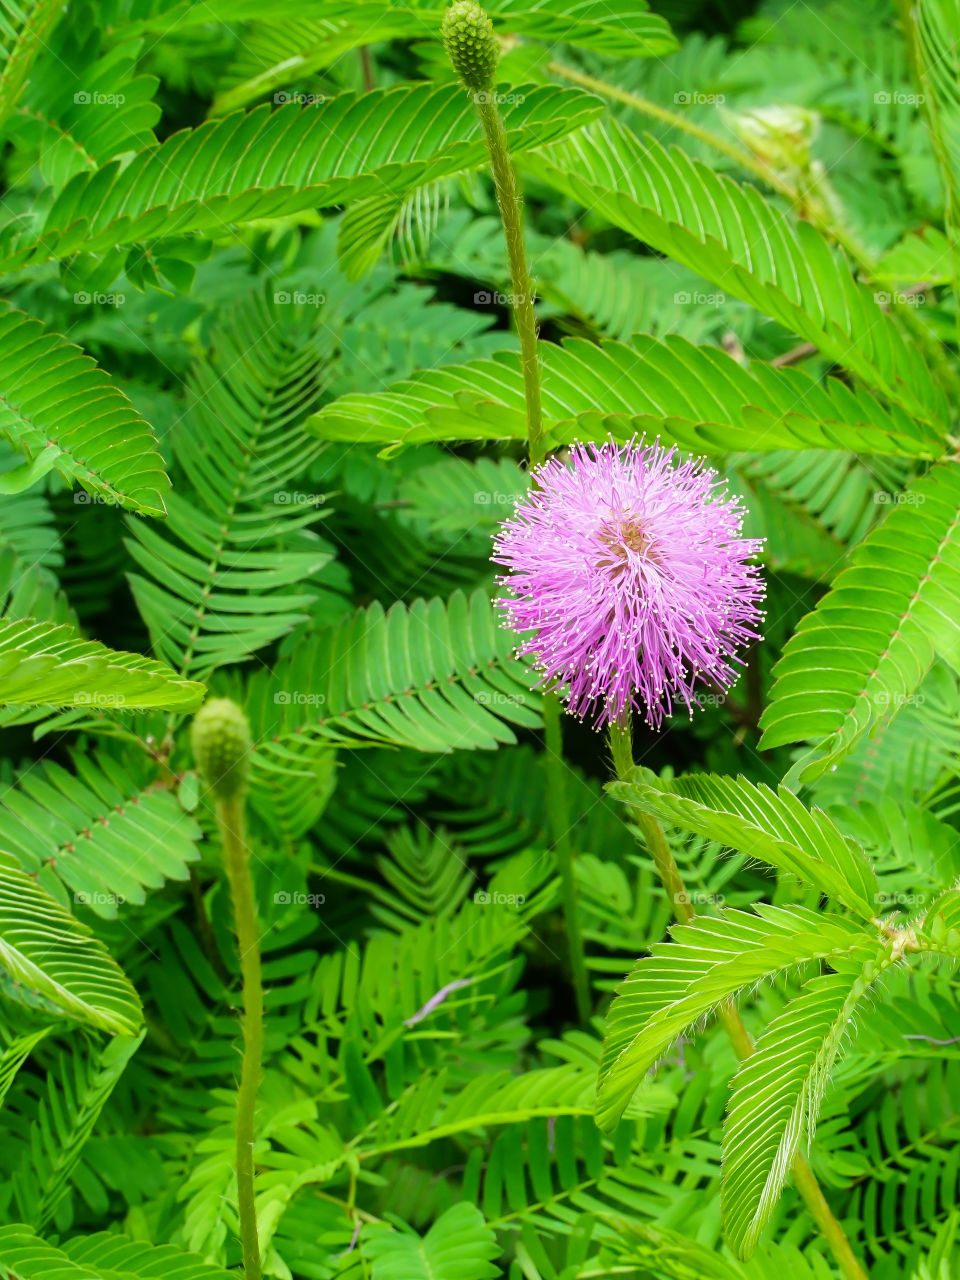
[218,792,263,1280]
[443,3,587,1019]
[480,89,588,1015]
[191,699,262,1280]
[472,93,545,464]
[608,719,870,1280]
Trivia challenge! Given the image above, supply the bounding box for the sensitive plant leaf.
[608,770,880,918]
[362,1202,500,1280]
[0,1216,236,1277]
[0,747,203,919]
[9,1033,144,1229]
[124,291,340,682]
[0,851,142,1035]
[308,333,941,457]
[0,307,170,516]
[0,0,63,136]
[0,619,204,711]
[0,83,602,270]
[0,1025,52,1115]
[596,905,868,1130]
[246,589,543,761]
[522,121,948,428]
[130,0,676,59]
[760,461,960,780]
[722,946,890,1257]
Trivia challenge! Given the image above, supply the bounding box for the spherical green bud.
[190,698,252,800]
[442,1,499,94]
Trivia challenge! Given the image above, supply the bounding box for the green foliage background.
[0,0,959,1276]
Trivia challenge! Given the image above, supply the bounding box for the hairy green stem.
[475,94,545,463]
[608,720,870,1280]
[218,794,263,1280]
[471,78,588,1017]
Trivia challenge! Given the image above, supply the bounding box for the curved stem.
[608,720,869,1280]
[218,793,263,1280]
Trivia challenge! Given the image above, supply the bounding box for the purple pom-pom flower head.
[493,439,765,729]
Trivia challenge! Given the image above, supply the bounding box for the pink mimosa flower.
[493,440,765,728]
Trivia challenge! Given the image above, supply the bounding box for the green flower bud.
[442,1,499,94]
[190,698,252,800]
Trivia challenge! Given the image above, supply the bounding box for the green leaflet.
[362,1202,500,1280]
[760,462,960,780]
[0,746,202,919]
[0,83,602,270]
[124,291,340,682]
[0,851,142,1035]
[0,1222,234,1280]
[523,121,948,428]
[0,307,169,516]
[0,619,204,711]
[596,905,866,1130]
[246,589,543,760]
[607,770,881,918]
[129,0,676,59]
[308,333,941,456]
[722,946,890,1257]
